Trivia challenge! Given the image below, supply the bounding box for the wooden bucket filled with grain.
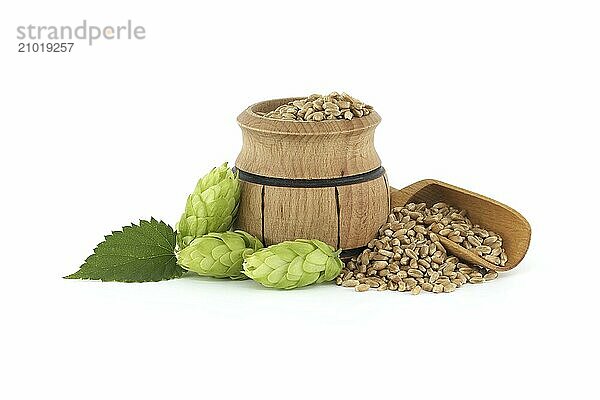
[234,96,389,254]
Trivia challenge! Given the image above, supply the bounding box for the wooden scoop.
[390,179,531,272]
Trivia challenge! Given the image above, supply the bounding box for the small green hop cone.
[243,239,343,289]
[176,230,263,279]
[176,163,242,249]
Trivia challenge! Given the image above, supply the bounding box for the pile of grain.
[337,202,505,294]
[261,92,373,121]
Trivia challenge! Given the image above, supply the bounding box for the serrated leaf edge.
[65,218,182,283]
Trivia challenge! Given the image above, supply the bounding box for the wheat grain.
[263,92,374,121]
[338,201,508,294]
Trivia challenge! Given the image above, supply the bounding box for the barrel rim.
[237,97,381,135]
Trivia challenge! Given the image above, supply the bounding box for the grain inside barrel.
[234,97,390,252]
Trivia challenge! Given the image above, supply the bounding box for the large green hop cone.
[243,239,343,289]
[176,231,263,279]
[177,163,241,249]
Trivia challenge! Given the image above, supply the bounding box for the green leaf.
[65,218,184,282]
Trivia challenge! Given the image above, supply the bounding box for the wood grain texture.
[390,180,531,271]
[262,186,338,246]
[338,175,390,249]
[234,97,389,250]
[234,181,264,242]
[236,98,382,179]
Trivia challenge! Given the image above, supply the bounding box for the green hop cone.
[243,239,343,289]
[177,163,242,249]
[176,230,263,279]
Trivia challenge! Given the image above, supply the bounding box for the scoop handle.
[437,236,502,271]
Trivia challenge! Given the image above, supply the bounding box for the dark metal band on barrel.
[235,166,387,251]
[233,166,386,188]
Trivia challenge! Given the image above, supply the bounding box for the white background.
[1,1,598,399]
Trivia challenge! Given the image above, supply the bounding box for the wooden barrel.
[234,98,390,254]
